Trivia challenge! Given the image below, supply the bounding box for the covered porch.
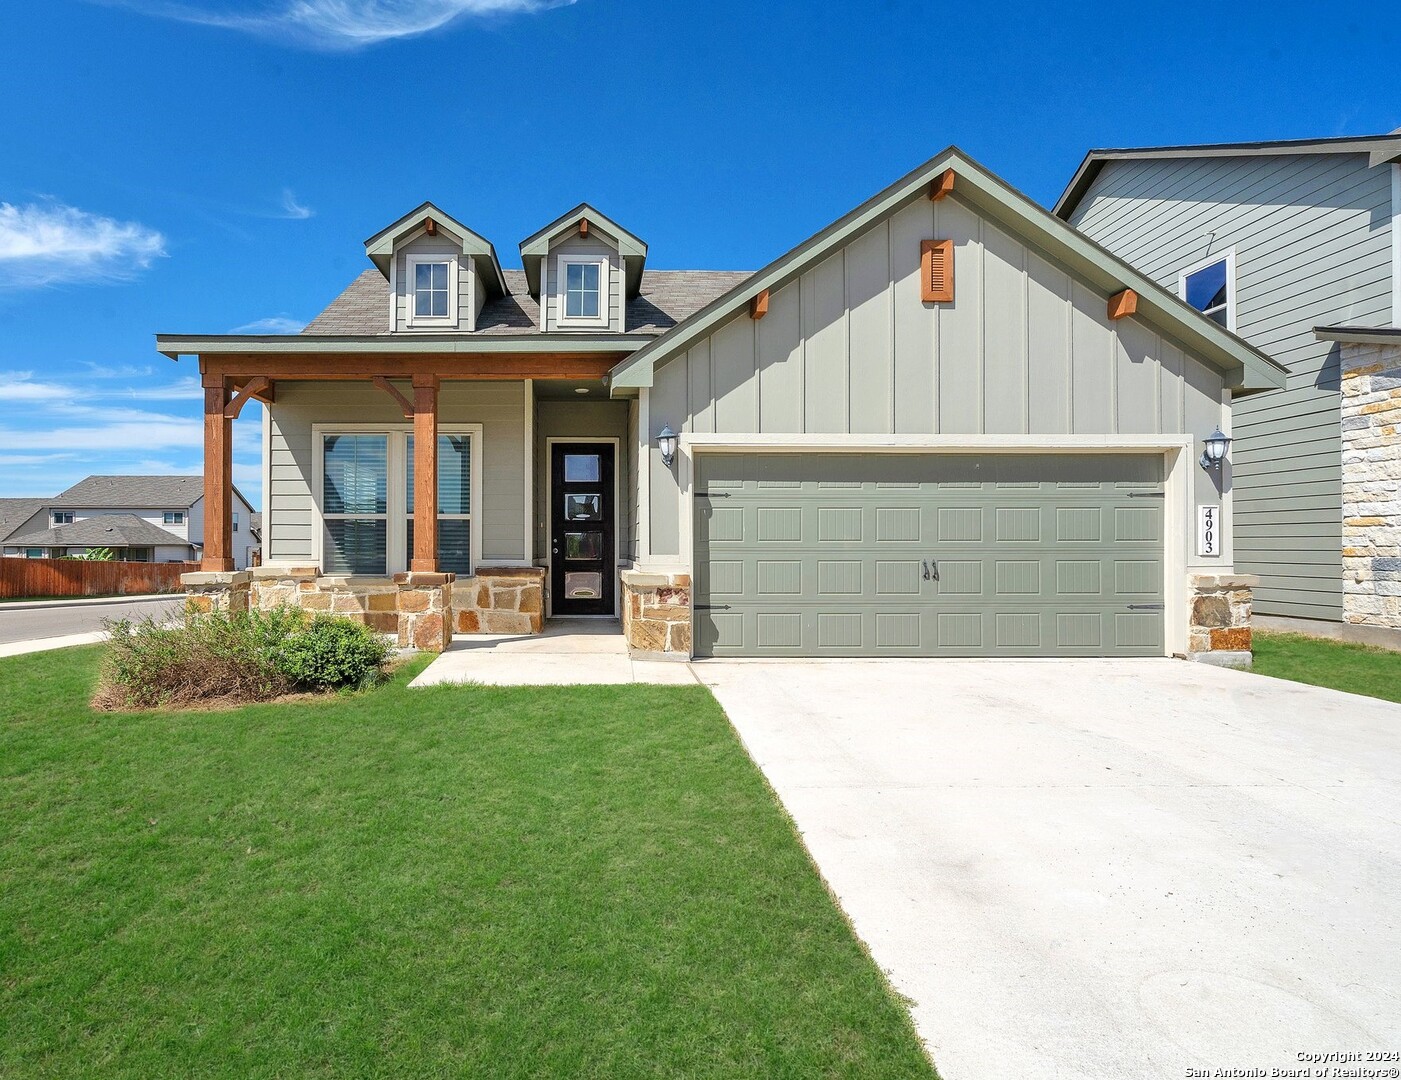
[162,337,639,651]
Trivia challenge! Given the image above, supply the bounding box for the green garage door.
[693,453,1165,658]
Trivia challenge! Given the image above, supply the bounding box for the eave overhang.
[518,203,648,299]
[609,146,1288,394]
[157,333,655,360]
[1314,325,1401,345]
[1054,134,1401,220]
[363,202,508,299]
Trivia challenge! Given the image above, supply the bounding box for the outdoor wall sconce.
[1199,427,1232,471]
[657,425,679,468]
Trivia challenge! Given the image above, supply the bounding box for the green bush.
[274,614,392,691]
[96,606,391,710]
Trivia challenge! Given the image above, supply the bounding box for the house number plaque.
[1198,504,1221,557]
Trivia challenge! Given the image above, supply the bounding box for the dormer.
[518,205,647,333]
[364,203,507,332]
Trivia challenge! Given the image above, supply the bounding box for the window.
[317,427,478,576]
[406,254,457,326]
[163,511,184,525]
[557,256,608,327]
[52,511,73,525]
[322,433,389,575]
[25,548,44,559]
[406,434,473,576]
[1179,252,1236,331]
[232,512,239,530]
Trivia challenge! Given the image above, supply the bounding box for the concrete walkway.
[692,657,1401,1079]
[410,620,697,687]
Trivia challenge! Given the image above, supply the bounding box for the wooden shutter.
[921,239,953,303]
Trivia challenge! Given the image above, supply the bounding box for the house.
[1054,133,1401,646]
[0,475,257,567]
[157,148,1285,660]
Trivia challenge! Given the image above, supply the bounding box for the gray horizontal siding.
[646,191,1228,560]
[267,380,526,566]
[1069,152,1395,620]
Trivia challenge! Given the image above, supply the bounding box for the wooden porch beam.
[411,374,439,573]
[371,376,415,418]
[223,376,273,418]
[200,353,622,382]
[201,375,234,572]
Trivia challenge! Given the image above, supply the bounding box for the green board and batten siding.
[1068,153,1397,621]
[694,453,1165,657]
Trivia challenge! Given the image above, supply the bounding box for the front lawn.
[1252,631,1401,704]
[0,647,934,1079]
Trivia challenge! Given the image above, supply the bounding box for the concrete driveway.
[692,658,1401,1079]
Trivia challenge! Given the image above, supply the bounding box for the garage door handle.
[696,492,730,498]
[923,559,939,582]
[1127,603,1164,610]
[694,604,730,611]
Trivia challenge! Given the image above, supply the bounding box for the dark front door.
[550,443,615,616]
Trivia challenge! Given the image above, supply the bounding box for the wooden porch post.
[201,372,234,572]
[411,374,439,572]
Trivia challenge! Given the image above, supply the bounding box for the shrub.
[95,606,390,710]
[274,615,391,691]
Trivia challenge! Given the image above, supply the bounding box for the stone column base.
[394,572,455,652]
[452,566,545,635]
[621,570,691,657]
[181,570,251,613]
[1187,572,1258,669]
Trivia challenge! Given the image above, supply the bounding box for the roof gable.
[0,498,49,544]
[6,514,189,550]
[363,201,507,299]
[609,147,1287,393]
[1054,132,1401,219]
[519,203,648,298]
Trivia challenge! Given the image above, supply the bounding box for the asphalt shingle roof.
[302,268,753,336]
[51,475,203,509]
[0,498,48,544]
[6,514,189,550]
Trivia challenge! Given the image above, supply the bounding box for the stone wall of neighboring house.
[1341,343,1401,633]
[620,570,691,656]
[1186,572,1258,669]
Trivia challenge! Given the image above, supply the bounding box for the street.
[0,598,184,646]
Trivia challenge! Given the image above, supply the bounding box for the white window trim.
[163,510,184,525]
[1177,249,1237,333]
[311,423,483,577]
[555,254,610,329]
[52,511,74,526]
[405,253,459,329]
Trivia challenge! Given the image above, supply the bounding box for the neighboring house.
[158,147,1285,660]
[0,475,256,567]
[1055,133,1401,644]
[0,499,50,556]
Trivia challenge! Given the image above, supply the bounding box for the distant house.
[1055,132,1401,644]
[0,475,257,567]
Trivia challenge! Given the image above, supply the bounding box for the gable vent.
[921,239,954,303]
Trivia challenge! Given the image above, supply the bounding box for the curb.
[0,593,187,613]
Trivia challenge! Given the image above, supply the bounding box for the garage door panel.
[694,453,1165,657]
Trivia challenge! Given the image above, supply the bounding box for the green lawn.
[1252,632,1401,704]
[0,647,934,1079]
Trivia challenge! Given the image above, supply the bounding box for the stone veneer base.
[452,566,545,636]
[621,570,692,656]
[1185,572,1258,667]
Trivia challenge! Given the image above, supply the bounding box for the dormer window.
[406,254,457,327]
[557,255,608,328]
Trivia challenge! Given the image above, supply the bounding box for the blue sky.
[1,0,1396,509]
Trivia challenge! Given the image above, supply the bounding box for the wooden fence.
[0,558,197,599]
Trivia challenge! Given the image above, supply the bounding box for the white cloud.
[80,361,154,379]
[121,376,205,401]
[230,316,306,334]
[100,0,576,49]
[0,201,166,288]
[280,188,314,219]
[0,373,77,402]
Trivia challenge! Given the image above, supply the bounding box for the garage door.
[693,453,1165,658]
